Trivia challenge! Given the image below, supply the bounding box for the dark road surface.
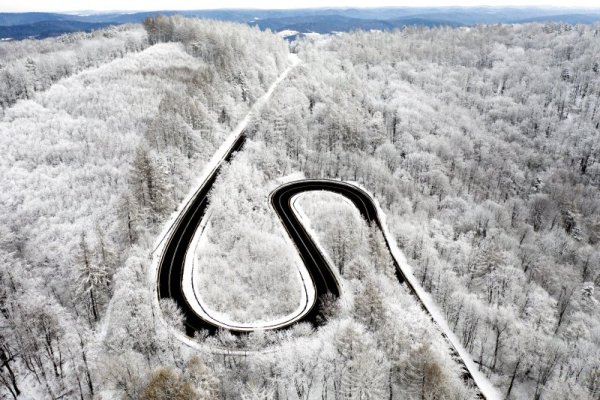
[156,133,246,335]
[156,137,400,336]
[156,132,486,398]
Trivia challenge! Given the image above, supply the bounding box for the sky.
[1,0,600,12]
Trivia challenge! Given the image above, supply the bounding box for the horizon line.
[3,5,600,14]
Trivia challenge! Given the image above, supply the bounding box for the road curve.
[156,134,487,398]
[156,140,392,336]
[156,133,246,336]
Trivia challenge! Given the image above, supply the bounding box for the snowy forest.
[0,13,599,400]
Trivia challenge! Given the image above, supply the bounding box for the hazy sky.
[2,0,600,12]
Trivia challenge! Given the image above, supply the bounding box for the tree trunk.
[89,289,98,322]
[79,333,94,396]
[505,359,520,400]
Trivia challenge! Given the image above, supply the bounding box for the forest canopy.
[0,14,598,400]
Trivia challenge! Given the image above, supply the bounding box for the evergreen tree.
[130,144,172,221]
[142,368,197,400]
[75,232,110,323]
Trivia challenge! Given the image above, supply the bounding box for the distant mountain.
[0,20,111,39]
[513,13,600,25]
[1,7,600,40]
[250,15,461,33]
[0,12,71,26]
[251,15,391,33]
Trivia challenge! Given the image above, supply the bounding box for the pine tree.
[117,192,140,245]
[335,320,387,399]
[469,240,505,285]
[75,232,110,323]
[368,226,395,279]
[130,145,172,222]
[241,383,275,400]
[142,368,196,400]
[345,256,369,281]
[353,279,385,331]
[400,343,447,400]
[184,356,220,399]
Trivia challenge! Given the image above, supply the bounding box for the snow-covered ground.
[185,213,316,329]
[149,49,501,398]
[277,30,300,38]
[344,180,503,400]
[151,54,300,342]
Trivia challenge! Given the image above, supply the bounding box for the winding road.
[155,130,491,398]
[156,135,402,336]
[156,133,246,335]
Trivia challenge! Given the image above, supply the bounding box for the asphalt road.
[156,133,247,336]
[271,180,407,296]
[156,137,398,336]
[156,133,485,397]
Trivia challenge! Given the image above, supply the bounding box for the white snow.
[303,32,323,38]
[150,54,300,345]
[151,53,299,257]
[183,201,316,329]
[345,180,503,400]
[256,178,502,399]
[290,191,349,286]
[277,30,300,38]
[290,191,354,303]
[150,51,502,399]
[285,180,501,399]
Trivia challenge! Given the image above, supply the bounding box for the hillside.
[249,23,600,399]
[0,14,599,400]
[0,17,291,399]
[0,25,147,109]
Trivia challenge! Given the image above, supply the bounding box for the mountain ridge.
[1,7,600,39]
